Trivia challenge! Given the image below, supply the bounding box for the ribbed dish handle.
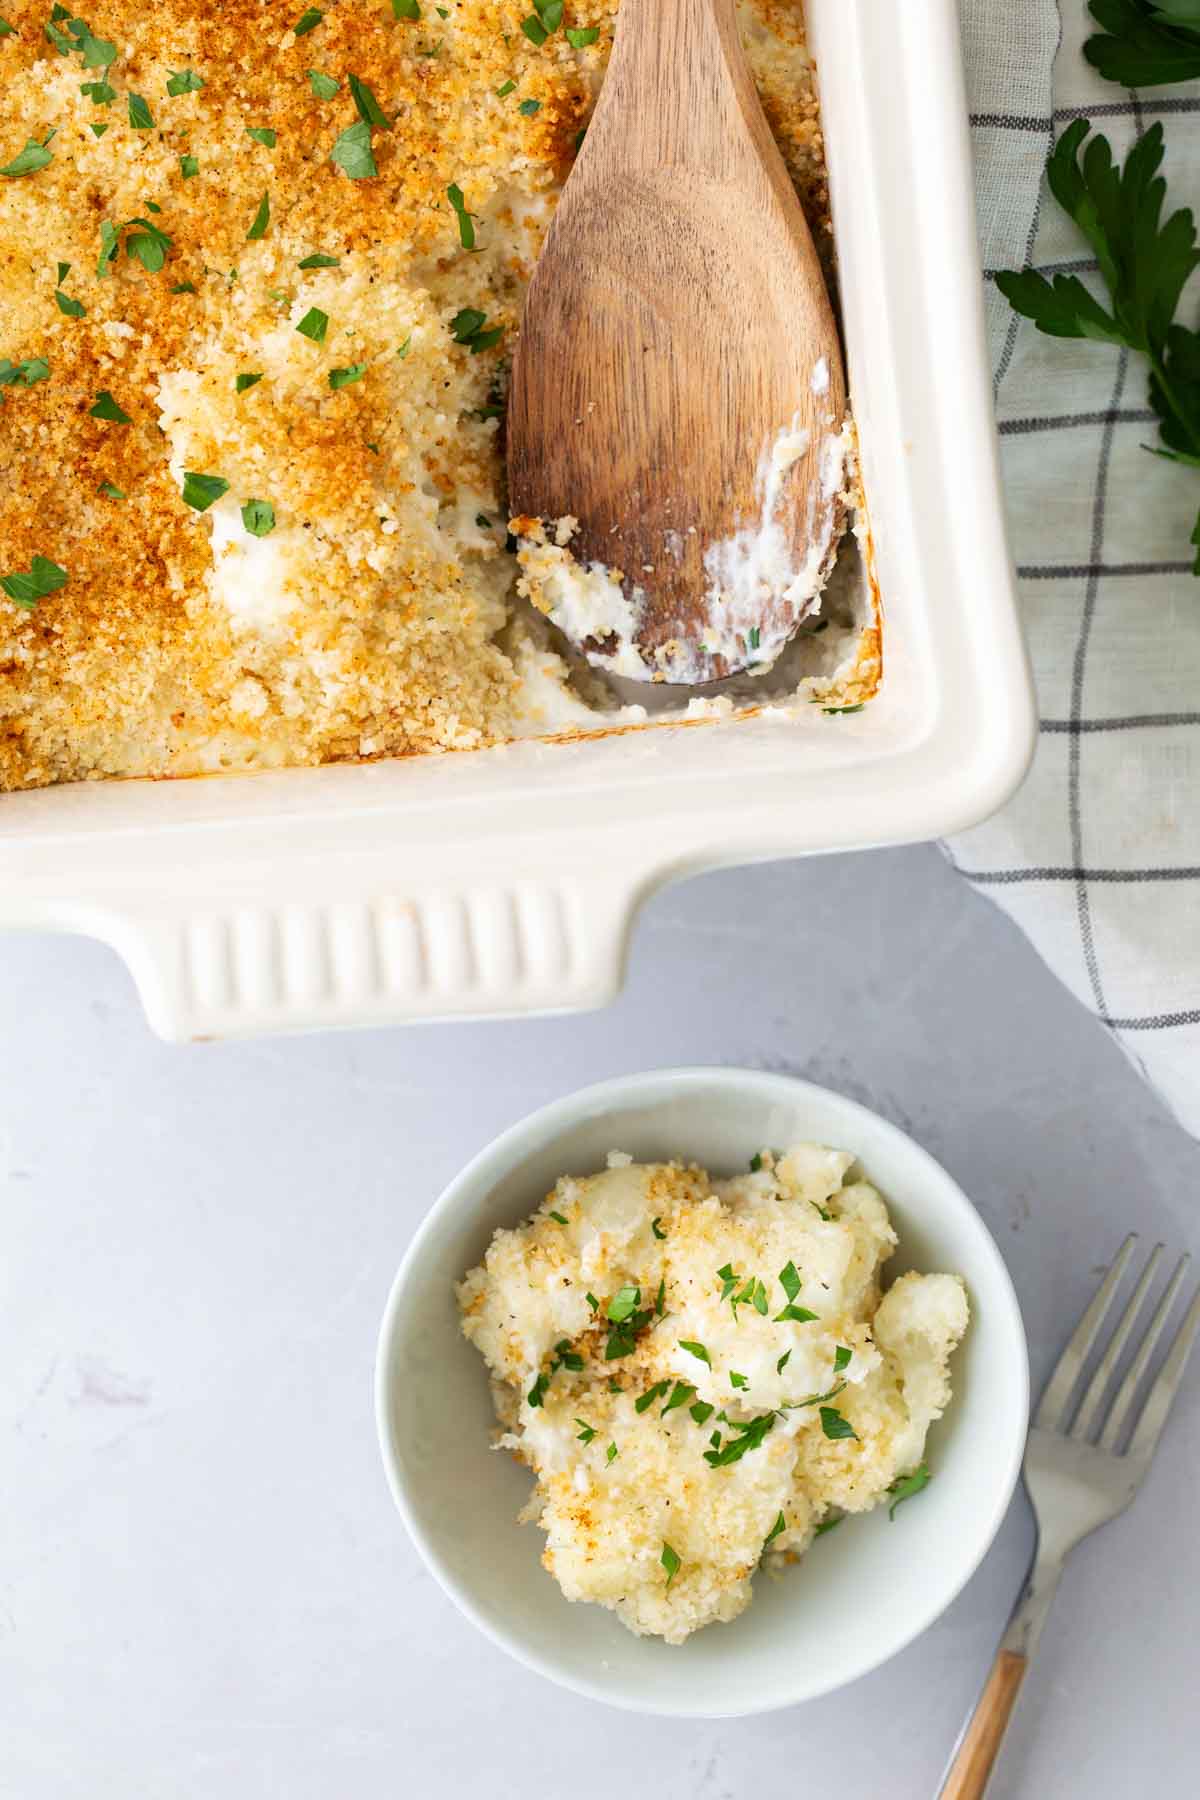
[85,865,645,1041]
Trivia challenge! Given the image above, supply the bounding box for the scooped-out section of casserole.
[0,0,879,792]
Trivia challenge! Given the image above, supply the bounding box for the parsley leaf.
[729,1371,748,1389]
[776,1303,819,1324]
[55,289,86,317]
[819,1405,857,1441]
[0,355,50,390]
[496,79,516,97]
[547,1209,567,1225]
[651,1216,666,1240]
[246,192,270,240]
[575,1418,596,1444]
[1,555,67,608]
[89,389,130,423]
[605,1440,618,1463]
[2,137,53,177]
[392,0,421,15]
[296,306,329,343]
[166,69,204,95]
[128,93,154,129]
[566,25,598,46]
[887,1462,931,1519]
[299,252,340,268]
[814,1512,844,1537]
[236,372,263,393]
[447,182,476,249]
[1085,0,1200,86]
[181,470,229,512]
[833,1345,852,1374]
[247,126,277,146]
[308,69,340,98]
[661,1381,694,1416]
[997,120,1200,564]
[518,98,541,116]
[703,1411,776,1467]
[527,1371,550,1408]
[606,1284,640,1323]
[778,1261,802,1303]
[678,1339,709,1365]
[635,1380,670,1414]
[97,480,125,498]
[293,7,323,34]
[349,73,390,129]
[241,498,275,537]
[660,1542,681,1589]
[763,1511,786,1547]
[330,118,376,179]
[180,153,199,178]
[688,1399,714,1425]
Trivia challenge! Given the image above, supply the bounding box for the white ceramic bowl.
[375,1067,1028,1717]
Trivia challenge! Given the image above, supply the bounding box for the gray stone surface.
[2,843,1197,1797]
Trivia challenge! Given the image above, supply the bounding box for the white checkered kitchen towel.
[948,0,1200,1136]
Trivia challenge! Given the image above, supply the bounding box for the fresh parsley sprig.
[996,120,1200,569]
[1085,0,1200,87]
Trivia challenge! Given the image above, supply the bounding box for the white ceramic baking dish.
[0,0,1034,1042]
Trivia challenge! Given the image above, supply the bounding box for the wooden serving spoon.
[507,0,848,686]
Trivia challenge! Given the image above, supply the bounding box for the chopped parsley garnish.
[651,1216,666,1240]
[330,119,376,179]
[308,70,340,98]
[0,355,50,392]
[496,79,516,97]
[574,1418,596,1444]
[819,1405,857,1441]
[566,24,598,45]
[776,1302,818,1324]
[521,14,548,44]
[604,1298,653,1360]
[170,280,197,293]
[776,1349,791,1374]
[661,1381,694,1416]
[749,1152,765,1173]
[475,512,492,528]
[392,0,421,15]
[349,73,390,129]
[1,137,53,177]
[241,498,275,537]
[605,1441,618,1463]
[81,79,115,105]
[446,182,476,249]
[180,153,199,178]
[553,1340,584,1371]
[296,306,329,344]
[635,1380,670,1414]
[293,7,323,33]
[764,1511,786,1547]
[396,334,412,358]
[886,1463,931,1519]
[181,470,229,512]
[127,93,154,129]
[679,1339,710,1365]
[125,219,172,273]
[814,1512,844,1537]
[0,17,15,35]
[298,252,340,268]
[448,307,503,352]
[166,69,204,95]
[784,1380,846,1411]
[547,1209,567,1225]
[246,192,270,240]
[823,704,864,715]
[1,555,67,608]
[703,1411,776,1467]
[89,121,108,136]
[606,1284,640,1324]
[89,389,130,423]
[747,625,761,651]
[778,1261,801,1303]
[660,1542,681,1590]
[688,1400,714,1425]
[729,1371,748,1390]
[236,372,263,393]
[655,1276,666,1317]
[833,1345,852,1374]
[54,289,85,317]
[518,98,541,116]
[97,480,125,498]
[246,126,277,147]
[585,1291,599,1314]
[527,1371,550,1408]
[56,261,70,283]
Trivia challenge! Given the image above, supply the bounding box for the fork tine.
[1124,1278,1200,1462]
[1035,1235,1138,1430]
[1069,1244,1163,1441]
[1099,1254,1191,1452]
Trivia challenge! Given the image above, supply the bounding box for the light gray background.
[3,844,1197,1798]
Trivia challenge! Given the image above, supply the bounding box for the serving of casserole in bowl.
[0,0,1034,1039]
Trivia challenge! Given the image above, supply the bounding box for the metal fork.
[939,1235,1200,1800]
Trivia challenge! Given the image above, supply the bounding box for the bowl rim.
[374,1065,1030,1717]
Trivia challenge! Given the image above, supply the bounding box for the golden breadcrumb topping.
[0,0,829,789]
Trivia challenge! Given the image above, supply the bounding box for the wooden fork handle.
[939,1650,1028,1800]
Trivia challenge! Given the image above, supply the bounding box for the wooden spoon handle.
[939,1650,1028,1800]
